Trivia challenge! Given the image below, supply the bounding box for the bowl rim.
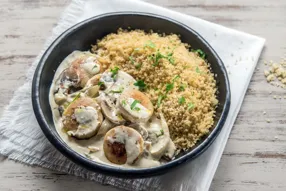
[32,11,231,177]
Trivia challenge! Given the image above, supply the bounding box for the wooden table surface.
[1,0,286,190]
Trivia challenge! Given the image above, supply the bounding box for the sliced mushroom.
[68,58,91,88]
[164,139,176,159]
[103,125,144,165]
[67,85,100,99]
[54,91,67,105]
[147,114,171,159]
[129,123,149,140]
[63,97,103,139]
[118,89,154,123]
[65,54,102,88]
[85,74,101,88]
[100,96,126,125]
[86,85,100,98]
[97,118,116,136]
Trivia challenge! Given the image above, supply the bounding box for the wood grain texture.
[0,0,285,190]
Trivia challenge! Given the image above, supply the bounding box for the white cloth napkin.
[0,0,265,190]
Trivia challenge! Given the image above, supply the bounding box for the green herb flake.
[157,94,166,107]
[144,40,156,49]
[165,75,180,93]
[129,56,141,69]
[193,49,206,59]
[187,102,195,111]
[135,63,142,70]
[110,87,124,94]
[196,66,201,74]
[121,100,127,106]
[129,56,135,64]
[179,84,186,91]
[110,66,119,79]
[98,81,104,86]
[71,93,81,103]
[178,96,186,104]
[92,65,98,70]
[166,52,175,65]
[156,129,164,137]
[131,100,140,110]
[172,75,180,82]
[151,51,166,66]
[134,48,141,51]
[134,107,141,111]
[134,80,146,91]
[165,83,174,93]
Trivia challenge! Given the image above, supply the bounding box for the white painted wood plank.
[0,0,285,190]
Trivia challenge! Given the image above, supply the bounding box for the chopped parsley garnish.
[144,40,156,49]
[134,107,141,111]
[71,93,81,103]
[135,63,142,70]
[156,129,164,137]
[179,84,186,91]
[110,66,119,79]
[110,87,124,94]
[134,48,141,51]
[121,100,127,106]
[150,51,166,66]
[92,65,98,70]
[165,83,174,93]
[150,50,175,66]
[131,100,140,110]
[193,49,206,59]
[134,80,146,91]
[97,81,104,86]
[178,96,186,104]
[196,66,201,74]
[129,56,135,64]
[157,94,166,107]
[187,102,195,110]
[165,75,180,93]
[166,52,175,65]
[173,75,180,81]
[129,56,141,70]
[158,75,180,106]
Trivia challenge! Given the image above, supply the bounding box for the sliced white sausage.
[103,126,144,165]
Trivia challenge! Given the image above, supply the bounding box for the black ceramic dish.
[32,12,231,178]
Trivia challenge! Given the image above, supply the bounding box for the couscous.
[93,29,218,150]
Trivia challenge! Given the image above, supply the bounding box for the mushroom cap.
[148,114,171,159]
[100,97,126,125]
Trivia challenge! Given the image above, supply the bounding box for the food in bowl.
[49,29,218,168]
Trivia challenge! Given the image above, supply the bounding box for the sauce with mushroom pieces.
[49,51,176,168]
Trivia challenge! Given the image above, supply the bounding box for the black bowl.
[32,12,230,178]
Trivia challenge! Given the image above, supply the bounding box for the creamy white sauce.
[105,71,137,100]
[74,106,97,124]
[81,57,100,75]
[49,51,174,169]
[122,97,151,119]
